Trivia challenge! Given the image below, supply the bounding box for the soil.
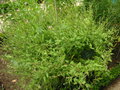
[0,59,20,90]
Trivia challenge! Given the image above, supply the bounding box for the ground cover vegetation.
[0,0,120,90]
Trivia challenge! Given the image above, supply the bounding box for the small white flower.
[40,3,46,11]
[74,0,84,7]
[48,26,53,29]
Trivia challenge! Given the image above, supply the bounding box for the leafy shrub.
[4,2,114,90]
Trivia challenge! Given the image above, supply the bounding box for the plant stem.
[54,0,58,22]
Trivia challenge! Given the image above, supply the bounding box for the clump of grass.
[3,1,115,90]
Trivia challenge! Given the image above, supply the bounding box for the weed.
[3,1,115,90]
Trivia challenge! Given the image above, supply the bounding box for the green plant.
[0,0,38,15]
[0,2,20,14]
[0,33,4,45]
[4,2,115,90]
[84,0,120,29]
[93,64,120,89]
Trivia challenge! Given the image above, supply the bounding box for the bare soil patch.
[0,58,20,90]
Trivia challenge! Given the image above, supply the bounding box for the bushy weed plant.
[4,2,115,90]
